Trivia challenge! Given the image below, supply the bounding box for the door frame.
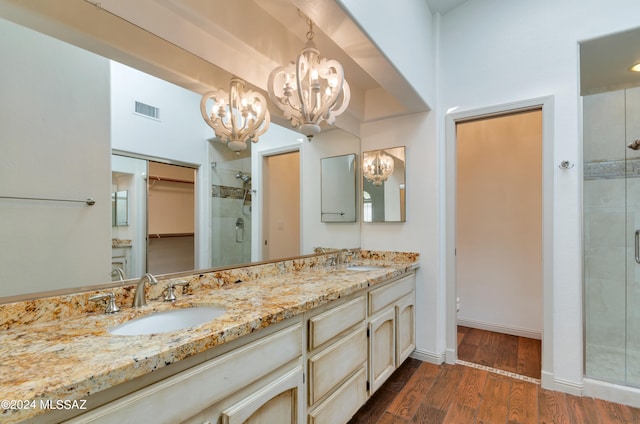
[444,96,555,386]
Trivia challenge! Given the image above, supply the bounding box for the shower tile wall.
[584,87,640,386]
[211,159,251,268]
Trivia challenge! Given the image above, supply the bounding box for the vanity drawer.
[308,295,366,350]
[368,274,414,315]
[308,327,367,406]
[308,363,367,424]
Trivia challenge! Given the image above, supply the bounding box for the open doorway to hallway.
[455,109,543,379]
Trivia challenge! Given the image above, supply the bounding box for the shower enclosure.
[583,86,640,387]
[211,159,252,267]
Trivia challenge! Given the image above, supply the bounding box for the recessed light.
[631,63,640,72]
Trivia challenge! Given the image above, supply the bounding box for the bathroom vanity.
[0,251,417,424]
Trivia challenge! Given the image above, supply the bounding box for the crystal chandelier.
[363,150,395,187]
[268,18,350,140]
[200,78,270,153]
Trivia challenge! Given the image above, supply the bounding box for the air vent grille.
[134,101,160,120]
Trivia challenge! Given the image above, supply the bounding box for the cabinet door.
[368,307,396,393]
[396,294,415,365]
[221,366,304,424]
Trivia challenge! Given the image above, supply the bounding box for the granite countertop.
[0,251,418,423]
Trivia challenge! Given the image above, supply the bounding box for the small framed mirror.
[362,146,406,222]
[321,153,357,222]
[112,190,129,226]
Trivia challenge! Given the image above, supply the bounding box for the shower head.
[236,172,251,184]
[628,139,640,150]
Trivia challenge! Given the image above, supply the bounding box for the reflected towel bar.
[0,195,95,205]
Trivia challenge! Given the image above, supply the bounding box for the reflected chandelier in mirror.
[362,146,406,223]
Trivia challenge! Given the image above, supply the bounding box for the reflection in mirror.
[111,155,147,281]
[113,191,128,226]
[210,146,252,268]
[0,9,361,302]
[363,146,406,223]
[321,154,357,222]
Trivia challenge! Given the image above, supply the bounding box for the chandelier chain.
[306,18,314,41]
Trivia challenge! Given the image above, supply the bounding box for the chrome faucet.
[338,248,354,265]
[133,273,158,308]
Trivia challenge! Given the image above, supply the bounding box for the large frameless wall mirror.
[0,9,362,301]
[321,153,357,222]
[362,146,406,222]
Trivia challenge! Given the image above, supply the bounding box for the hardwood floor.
[457,326,542,380]
[348,358,640,423]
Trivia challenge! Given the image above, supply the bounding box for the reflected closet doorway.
[147,161,196,274]
[111,156,197,279]
[455,109,543,378]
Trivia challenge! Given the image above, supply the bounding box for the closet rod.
[148,175,194,184]
[0,195,95,205]
[148,233,194,239]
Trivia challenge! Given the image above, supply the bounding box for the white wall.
[438,0,640,393]
[0,18,112,297]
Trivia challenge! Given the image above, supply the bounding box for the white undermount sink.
[108,306,226,336]
[345,265,387,271]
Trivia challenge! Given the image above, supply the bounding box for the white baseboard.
[552,376,584,396]
[584,378,640,409]
[457,318,542,340]
[410,348,445,365]
[445,348,457,365]
[541,370,555,390]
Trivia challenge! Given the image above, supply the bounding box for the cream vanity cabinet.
[62,270,415,424]
[306,295,368,424]
[65,320,304,424]
[305,271,416,423]
[368,273,416,393]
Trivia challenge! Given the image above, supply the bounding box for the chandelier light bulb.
[200,78,270,153]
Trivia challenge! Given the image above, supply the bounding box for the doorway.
[262,150,300,260]
[146,161,196,274]
[452,107,545,379]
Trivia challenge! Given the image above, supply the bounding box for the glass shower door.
[625,87,640,387]
[584,86,640,388]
